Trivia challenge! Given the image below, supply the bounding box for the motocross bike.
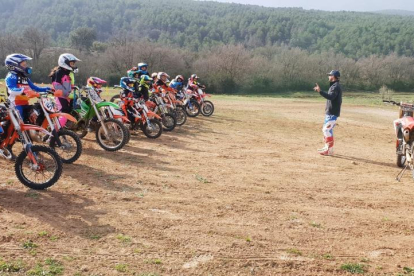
[0,102,63,189]
[147,92,176,131]
[67,87,129,151]
[29,92,82,164]
[190,88,214,117]
[182,89,201,117]
[118,97,163,139]
[161,89,187,126]
[384,100,414,181]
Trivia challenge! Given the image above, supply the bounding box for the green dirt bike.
[67,87,129,151]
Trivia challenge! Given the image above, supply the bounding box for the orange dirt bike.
[118,96,163,139]
[146,92,176,131]
[29,92,82,164]
[384,100,414,181]
[160,88,187,126]
[185,87,214,117]
[0,101,63,189]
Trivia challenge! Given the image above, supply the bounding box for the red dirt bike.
[184,87,214,117]
[385,100,414,181]
[0,102,63,189]
[118,96,163,139]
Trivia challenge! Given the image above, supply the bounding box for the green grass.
[0,259,25,272]
[115,263,128,272]
[340,263,367,274]
[117,234,132,244]
[22,240,38,249]
[286,248,302,256]
[27,259,64,276]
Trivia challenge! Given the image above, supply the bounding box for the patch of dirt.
[0,96,413,275]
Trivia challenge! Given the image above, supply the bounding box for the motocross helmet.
[157,72,170,80]
[175,75,184,82]
[138,62,148,71]
[5,53,32,76]
[120,77,136,92]
[87,77,107,94]
[58,53,81,71]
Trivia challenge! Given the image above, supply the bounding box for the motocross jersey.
[5,72,48,106]
[169,80,184,91]
[50,67,73,98]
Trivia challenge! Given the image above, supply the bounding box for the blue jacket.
[6,72,48,106]
[169,80,184,91]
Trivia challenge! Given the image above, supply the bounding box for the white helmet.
[58,53,81,71]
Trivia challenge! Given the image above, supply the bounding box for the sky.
[210,0,414,12]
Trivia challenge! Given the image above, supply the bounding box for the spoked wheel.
[96,118,128,151]
[142,119,162,139]
[201,100,214,116]
[175,106,187,126]
[161,113,176,131]
[50,129,82,164]
[397,138,406,168]
[185,99,200,117]
[15,145,63,190]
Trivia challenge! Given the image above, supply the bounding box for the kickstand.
[396,165,409,182]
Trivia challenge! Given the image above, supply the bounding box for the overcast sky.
[210,0,414,12]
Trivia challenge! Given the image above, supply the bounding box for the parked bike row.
[0,53,214,190]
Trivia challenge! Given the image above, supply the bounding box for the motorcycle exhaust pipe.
[404,129,410,142]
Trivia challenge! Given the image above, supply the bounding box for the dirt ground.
[1,95,414,275]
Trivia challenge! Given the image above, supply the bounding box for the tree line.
[1,0,414,58]
[1,30,414,94]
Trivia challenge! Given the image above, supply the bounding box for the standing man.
[313,70,342,156]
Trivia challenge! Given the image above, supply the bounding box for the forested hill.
[1,0,414,58]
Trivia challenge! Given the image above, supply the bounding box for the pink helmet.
[87,77,107,87]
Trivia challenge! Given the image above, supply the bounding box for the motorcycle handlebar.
[383,100,400,106]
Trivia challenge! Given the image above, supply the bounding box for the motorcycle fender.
[96,101,120,109]
[114,114,130,123]
[147,111,161,120]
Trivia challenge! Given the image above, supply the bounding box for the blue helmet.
[5,53,33,76]
[138,62,148,71]
[120,77,136,92]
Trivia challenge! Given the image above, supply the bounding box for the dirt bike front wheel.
[15,145,63,190]
[201,100,214,117]
[175,106,187,126]
[185,99,200,117]
[96,118,128,151]
[142,119,162,139]
[162,113,176,131]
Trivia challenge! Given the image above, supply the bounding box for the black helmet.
[327,70,340,78]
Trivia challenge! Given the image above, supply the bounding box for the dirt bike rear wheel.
[15,145,63,190]
[201,100,214,117]
[50,129,82,164]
